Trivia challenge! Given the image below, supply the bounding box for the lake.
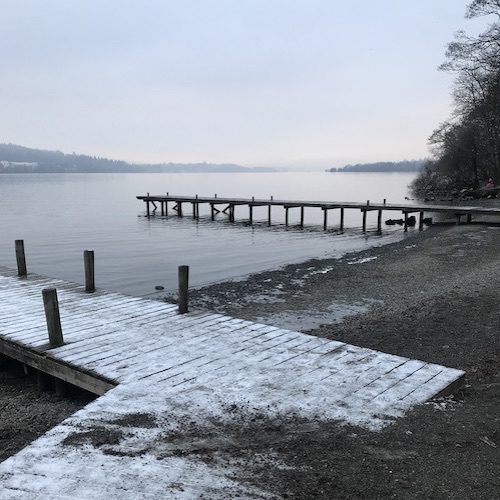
[0,172,417,295]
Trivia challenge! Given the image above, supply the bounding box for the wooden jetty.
[137,194,500,233]
[0,266,465,498]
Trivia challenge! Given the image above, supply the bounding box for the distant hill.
[0,144,274,173]
[328,160,426,173]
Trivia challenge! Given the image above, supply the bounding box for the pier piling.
[15,240,27,277]
[42,288,64,348]
[178,265,189,314]
[84,250,95,293]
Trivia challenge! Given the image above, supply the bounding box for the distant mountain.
[0,144,274,173]
[328,160,426,173]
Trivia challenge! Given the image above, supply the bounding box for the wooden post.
[146,193,150,217]
[37,371,51,392]
[178,202,183,217]
[467,213,472,223]
[229,204,235,222]
[300,206,304,229]
[377,210,382,233]
[192,203,196,219]
[211,204,215,221]
[42,288,64,348]
[84,250,95,292]
[285,207,289,226]
[323,208,328,230]
[15,239,27,276]
[178,265,189,314]
[268,205,271,226]
[161,202,165,216]
[54,379,67,397]
[249,205,253,225]
[362,210,367,233]
[340,207,344,232]
[165,201,168,216]
[383,198,386,205]
[419,211,424,231]
[404,212,408,232]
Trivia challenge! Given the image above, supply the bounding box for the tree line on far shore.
[328,160,425,173]
[0,144,273,174]
[412,0,500,195]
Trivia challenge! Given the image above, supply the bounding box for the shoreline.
[1,223,499,498]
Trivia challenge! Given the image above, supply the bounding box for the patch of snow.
[347,256,378,265]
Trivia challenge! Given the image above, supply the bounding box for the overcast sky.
[0,1,490,169]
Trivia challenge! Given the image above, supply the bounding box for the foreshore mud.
[1,223,499,498]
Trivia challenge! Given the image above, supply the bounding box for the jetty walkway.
[0,267,464,498]
[137,194,500,232]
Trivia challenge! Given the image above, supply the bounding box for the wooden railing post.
[15,240,27,276]
[84,250,95,292]
[178,265,189,314]
[42,288,64,347]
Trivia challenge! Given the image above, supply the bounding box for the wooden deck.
[137,193,500,232]
[0,268,465,498]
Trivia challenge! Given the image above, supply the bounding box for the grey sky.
[0,1,489,169]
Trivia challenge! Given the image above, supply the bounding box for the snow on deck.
[0,269,464,499]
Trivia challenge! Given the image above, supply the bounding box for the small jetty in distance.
[137,194,500,232]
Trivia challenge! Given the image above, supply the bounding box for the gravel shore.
[1,223,499,498]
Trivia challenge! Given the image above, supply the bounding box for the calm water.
[0,172,416,295]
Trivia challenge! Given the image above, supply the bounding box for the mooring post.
[42,288,64,348]
[340,207,345,232]
[178,265,189,314]
[84,250,95,292]
[15,239,27,276]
